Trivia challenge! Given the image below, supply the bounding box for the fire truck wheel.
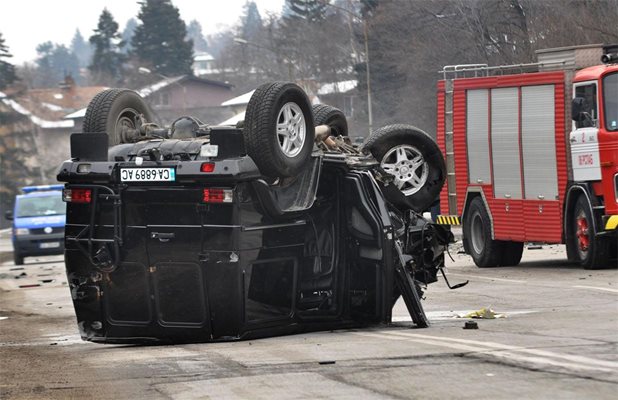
[570,195,611,269]
[244,82,315,178]
[312,104,348,136]
[464,197,504,267]
[364,124,446,213]
[501,241,524,266]
[83,89,154,146]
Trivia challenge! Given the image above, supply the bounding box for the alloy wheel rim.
[276,102,306,158]
[380,144,429,196]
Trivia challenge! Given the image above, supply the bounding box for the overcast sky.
[0,0,285,64]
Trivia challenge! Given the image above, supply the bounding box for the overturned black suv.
[57,82,453,344]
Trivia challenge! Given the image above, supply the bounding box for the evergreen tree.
[121,18,138,54]
[89,9,125,82]
[35,42,80,87]
[240,2,263,40]
[283,0,327,21]
[131,0,194,76]
[71,29,92,67]
[187,20,209,53]
[0,32,17,90]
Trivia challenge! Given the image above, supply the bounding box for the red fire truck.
[436,44,617,269]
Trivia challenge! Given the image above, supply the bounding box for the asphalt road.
[0,233,617,399]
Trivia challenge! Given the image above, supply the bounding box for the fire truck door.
[490,88,525,241]
[520,85,562,242]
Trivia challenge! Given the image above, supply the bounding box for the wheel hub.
[380,145,429,196]
[276,102,306,158]
[470,212,485,254]
[576,215,590,252]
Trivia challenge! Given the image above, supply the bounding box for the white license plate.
[40,242,60,249]
[120,168,176,182]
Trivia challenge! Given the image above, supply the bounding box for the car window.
[16,195,66,218]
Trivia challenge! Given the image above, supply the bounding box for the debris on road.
[463,321,479,329]
[459,307,506,319]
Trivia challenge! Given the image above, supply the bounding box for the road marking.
[392,309,537,322]
[572,285,618,294]
[446,272,526,284]
[388,331,618,369]
[353,331,617,373]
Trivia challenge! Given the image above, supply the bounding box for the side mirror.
[5,210,13,220]
[571,97,586,121]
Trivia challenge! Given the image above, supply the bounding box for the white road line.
[387,331,618,369]
[353,331,616,373]
[392,309,537,322]
[446,272,526,284]
[572,285,618,294]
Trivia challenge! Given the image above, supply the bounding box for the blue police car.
[4,185,66,265]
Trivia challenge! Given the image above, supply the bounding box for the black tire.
[83,89,154,146]
[14,252,24,265]
[501,241,524,266]
[363,124,446,213]
[244,82,315,178]
[464,197,504,267]
[312,104,348,136]
[569,195,611,269]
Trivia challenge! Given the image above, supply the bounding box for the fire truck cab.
[437,44,617,269]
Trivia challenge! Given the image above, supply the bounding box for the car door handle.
[151,232,175,242]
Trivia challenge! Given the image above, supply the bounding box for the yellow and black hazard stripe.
[435,215,461,225]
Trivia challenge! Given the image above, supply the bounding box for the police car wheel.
[13,252,24,266]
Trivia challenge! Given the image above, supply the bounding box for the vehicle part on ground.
[363,124,446,213]
[312,104,348,137]
[570,194,611,269]
[244,82,315,178]
[57,81,451,344]
[83,89,156,146]
[464,197,504,267]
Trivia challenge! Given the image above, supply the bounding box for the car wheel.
[243,82,315,178]
[14,252,24,265]
[312,104,348,136]
[83,89,154,146]
[501,241,524,266]
[463,197,504,267]
[570,195,610,269]
[363,124,445,213]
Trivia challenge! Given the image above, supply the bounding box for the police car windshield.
[16,195,66,218]
[604,72,618,132]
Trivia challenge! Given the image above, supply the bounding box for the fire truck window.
[603,73,618,131]
[574,84,597,129]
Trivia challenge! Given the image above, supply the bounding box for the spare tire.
[244,82,315,178]
[363,124,445,213]
[83,89,154,146]
[312,104,348,136]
